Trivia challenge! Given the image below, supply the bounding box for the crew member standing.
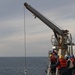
[70,55,75,75]
[49,52,57,75]
[66,55,74,75]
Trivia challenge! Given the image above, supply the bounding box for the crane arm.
[24,2,74,57]
[24,2,64,35]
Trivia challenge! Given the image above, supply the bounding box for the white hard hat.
[65,54,68,57]
[52,46,56,49]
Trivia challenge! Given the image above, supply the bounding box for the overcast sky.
[0,0,75,57]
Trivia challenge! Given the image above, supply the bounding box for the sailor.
[70,55,75,75]
[72,55,75,74]
[49,53,57,75]
[66,55,74,75]
[64,55,69,75]
[70,55,75,66]
[57,55,67,75]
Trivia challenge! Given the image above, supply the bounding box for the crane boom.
[24,2,64,35]
[24,2,74,56]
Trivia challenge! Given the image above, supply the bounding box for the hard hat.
[52,46,57,50]
[59,55,64,59]
[50,54,52,57]
[65,55,69,59]
[70,55,74,58]
[65,55,68,58]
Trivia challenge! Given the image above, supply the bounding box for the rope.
[23,6,27,75]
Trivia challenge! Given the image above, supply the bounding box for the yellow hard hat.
[59,55,64,59]
[50,54,52,57]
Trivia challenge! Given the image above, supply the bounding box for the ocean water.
[0,57,48,75]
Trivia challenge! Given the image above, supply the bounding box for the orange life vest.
[57,58,66,70]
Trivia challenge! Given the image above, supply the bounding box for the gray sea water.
[0,57,48,75]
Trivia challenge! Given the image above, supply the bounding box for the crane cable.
[23,6,27,75]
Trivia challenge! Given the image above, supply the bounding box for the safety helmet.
[65,54,68,58]
[50,54,52,57]
[70,55,74,58]
[59,55,64,59]
[65,55,69,59]
[52,46,56,49]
